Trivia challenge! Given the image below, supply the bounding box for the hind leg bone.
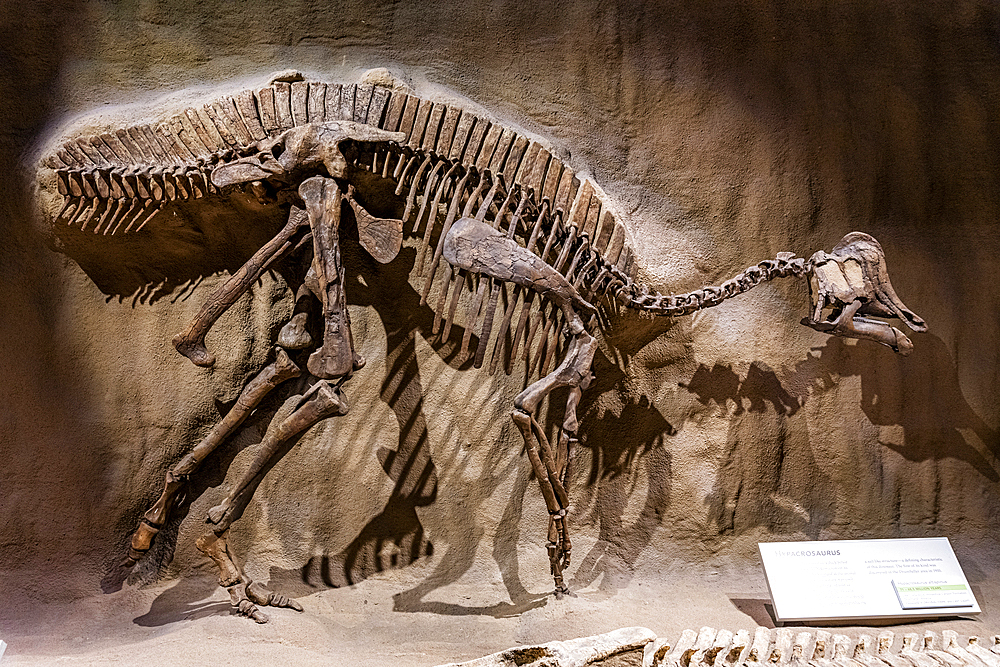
[199,381,349,622]
[126,349,302,566]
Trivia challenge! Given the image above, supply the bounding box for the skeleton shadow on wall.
[682,334,998,543]
[803,336,998,483]
[683,360,835,539]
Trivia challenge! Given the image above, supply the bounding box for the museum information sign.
[759,538,980,623]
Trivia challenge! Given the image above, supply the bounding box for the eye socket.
[271,142,284,159]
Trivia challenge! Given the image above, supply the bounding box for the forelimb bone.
[442,214,598,595]
[126,348,301,565]
[173,207,308,366]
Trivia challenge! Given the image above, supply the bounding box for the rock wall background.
[1,0,998,611]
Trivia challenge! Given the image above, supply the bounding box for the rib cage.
[42,73,796,379]
[42,74,650,377]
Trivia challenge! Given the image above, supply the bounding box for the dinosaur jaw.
[803,310,915,356]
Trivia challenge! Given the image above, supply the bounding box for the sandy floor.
[1,540,996,666]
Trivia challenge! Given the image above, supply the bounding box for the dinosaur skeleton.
[39,70,927,623]
[436,626,1000,667]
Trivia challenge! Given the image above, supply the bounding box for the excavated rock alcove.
[1,1,998,665]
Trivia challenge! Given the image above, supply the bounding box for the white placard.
[759,537,980,623]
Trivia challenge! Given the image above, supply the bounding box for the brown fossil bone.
[126,348,301,564]
[195,529,303,624]
[40,74,931,621]
[803,232,927,355]
[172,207,309,367]
[174,122,406,368]
[443,214,599,595]
[299,175,364,379]
[206,380,349,533]
[211,120,406,187]
[344,184,402,264]
[443,216,596,336]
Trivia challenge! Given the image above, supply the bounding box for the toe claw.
[273,593,304,611]
[247,580,303,612]
[237,599,269,623]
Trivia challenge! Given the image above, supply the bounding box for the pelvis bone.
[804,232,927,354]
[212,120,405,187]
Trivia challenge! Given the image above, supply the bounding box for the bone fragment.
[273,81,294,129]
[745,627,772,666]
[449,110,476,161]
[488,128,516,174]
[582,192,602,241]
[323,83,342,123]
[351,83,377,125]
[922,633,968,667]
[345,185,403,263]
[721,630,750,667]
[541,157,563,203]
[403,153,434,221]
[436,105,462,156]
[436,627,656,667]
[300,177,358,379]
[219,96,254,144]
[503,135,530,185]
[525,147,551,195]
[98,133,129,163]
[462,118,491,165]
[291,81,309,126]
[416,101,442,151]
[75,138,106,166]
[413,159,446,235]
[475,123,504,171]
[416,163,458,274]
[963,638,1000,667]
[382,90,407,132]
[114,128,144,162]
[171,115,207,157]
[397,94,421,138]
[421,168,473,306]
[688,628,722,667]
[87,136,117,165]
[354,83,374,123]
[367,85,391,126]
[306,82,327,122]
[186,108,225,152]
[657,628,699,667]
